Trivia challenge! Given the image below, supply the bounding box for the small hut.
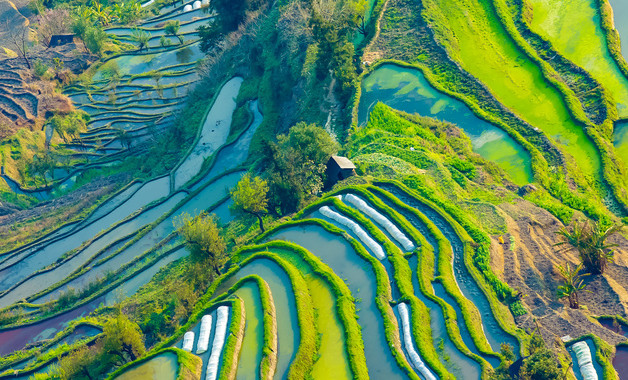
[49,34,74,47]
[326,155,356,185]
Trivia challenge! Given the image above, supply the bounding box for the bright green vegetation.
[526,0,628,117]
[3,0,628,378]
[359,64,533,185]
[422,0,602,182]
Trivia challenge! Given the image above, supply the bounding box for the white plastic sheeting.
[196,314,213,354]
[343,194,415,252]
[182,331,195,352]
[206,306,230,380]
[397,303,437,380]
[571,341,598,380]
[192,0,201,9]
[183,4,193,11]
[201,0,209,6]
[319,205,386,260]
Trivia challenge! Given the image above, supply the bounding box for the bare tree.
[36,8,71,47]
[5,20,32,69]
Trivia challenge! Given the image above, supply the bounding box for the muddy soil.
[493,199,628,349]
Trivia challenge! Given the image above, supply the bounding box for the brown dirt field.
[494,199,628,347]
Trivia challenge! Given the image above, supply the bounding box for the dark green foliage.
[490,335,561,380]
[257,122,339,214]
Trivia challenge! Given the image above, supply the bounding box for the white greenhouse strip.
[571,341,598,380]
[397,303,437,380]
[182,331,195,352]
[343,194,415,251]
[196,314,213,354]
[205,306,230,380]
[319,206,387,260]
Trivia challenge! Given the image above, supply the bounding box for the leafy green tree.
[58,346,99,380]
[174,212,227,280]
[556,220,624,274]
[164,20,183,44]
[230,174,269,232]
[102,312,146,366]
[197,21,223,53]
[258,122,338,214]
[556,262,588,309]
[519,350,561,380]
[131,28,150,52]
[83,26,107,55]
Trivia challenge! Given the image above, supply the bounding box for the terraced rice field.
[358,64,533,185]
[422,0,602,182]
[526,0,628,117]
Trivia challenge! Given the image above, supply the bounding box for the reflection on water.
[358,64,533,185]
[608,0,628,61]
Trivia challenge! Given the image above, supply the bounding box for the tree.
[131,28,150,51]
[555,220,623,274]
[197,21,223,53]
[258,122,339,214]
[556,262,588,309]
[164,20,183,44]
[115,128,132,150]
[83,26,107,55]
[101,312,146,366]
[5,21,32,69]
[174,212,227,280]
[230,174,269,232]
[58,346,100,380]
[36,8,71,47]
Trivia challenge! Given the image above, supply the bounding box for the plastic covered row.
[206,306,230,380]
[397,303,437,380]
[196,314,213,354]
[319,205,386,260]
[571,341,598,380]
[343,194,415,251]
[182,331,194,352]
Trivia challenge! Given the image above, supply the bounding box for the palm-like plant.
[555,221,623,274]
[90,1,112,26]
[556,263,589,309]
[131,28,150,52]
[164,20,183,44]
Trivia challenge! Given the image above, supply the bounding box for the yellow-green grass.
[527,0,628,118]
[422,0,601,181]
[238,245,354,380]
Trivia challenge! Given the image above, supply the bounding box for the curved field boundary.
[158,250,316,380]
[0,173,172,288]
[331,186,490,374]
[107,14,213,33]
[211,276,277,379]
[107,344,203,380]
[373,181,526,351]
[22,170,239,308]
[499,0,612,125]
[259,218,420,379]
[596,0,628,80]
[237,241,369,379]
[305,192,498,373]
[0,322,103,379]
[352,0,626,215]
[0,321,102,374]
[487,0,628,212]
[0,178,142,260]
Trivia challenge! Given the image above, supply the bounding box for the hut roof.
[330,155,355,169]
